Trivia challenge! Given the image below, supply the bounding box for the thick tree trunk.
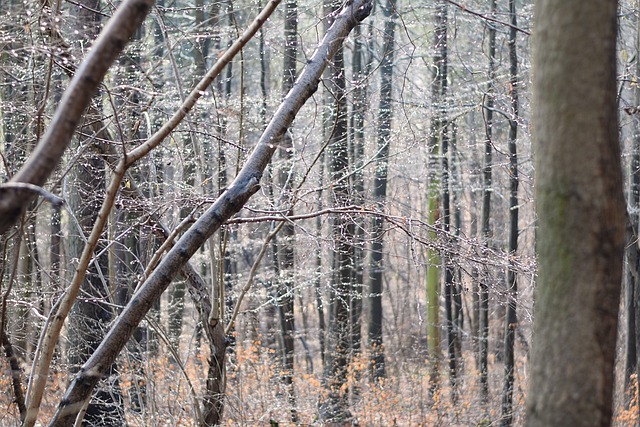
[633,12,640,424]
[68,151,124,427]
[321,43,353,425]
[525,1,625,426]
[66,2,124,424]
[317,0,357,423]
[628,7,640,418]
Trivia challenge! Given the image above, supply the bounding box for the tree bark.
[368,0,396,382]
[478,0,497,405]
[525,1,625,426]
[437,0,456,402]
[321,31,353,427]
[276,0,298,419]
[426,0,447,398]
[66,2,125,423]
[500,0,519,424]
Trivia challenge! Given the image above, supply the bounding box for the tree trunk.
[500,0,519,424]
[426,0,447,398]
[321,40,354,427]
[633,10,640,424]
[436,0,456,401]
[368,0,395,382]
[66,2,125,424]
[68,153,124,427]
[276,0,298,419]
[525,1,625,426]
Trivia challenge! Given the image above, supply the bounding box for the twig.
[0,183,64,207]
[225,222,285,335]
[445,0,531,35]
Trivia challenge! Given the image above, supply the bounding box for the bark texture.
[525,1,625,426]
[500,0,519,424]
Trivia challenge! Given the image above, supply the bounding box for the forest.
[0,0,632,425]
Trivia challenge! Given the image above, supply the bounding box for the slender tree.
[479,0,497,405]
[500,0,519,424]
[276,0,298,419]
[436,2,457,401]
[426,0,447,397]
[369,0,396,381]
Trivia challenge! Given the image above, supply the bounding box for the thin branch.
[227,205,369,224]
[445,0,530,35]
[0,183,64,207]
[225,222,285,335]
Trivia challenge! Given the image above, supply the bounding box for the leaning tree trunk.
[525,1,625,426]
[47,2,373,425]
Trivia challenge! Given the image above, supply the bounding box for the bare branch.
[445,0,531,35]
[0,183,64,207]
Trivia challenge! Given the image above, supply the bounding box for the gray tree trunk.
[321,42,354,426]
[525,1,625,426]
[66,1,124,424]
[275,0,298,419]
[478,0,497,405]
[436,0,456,401]
[633,13,640,424]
